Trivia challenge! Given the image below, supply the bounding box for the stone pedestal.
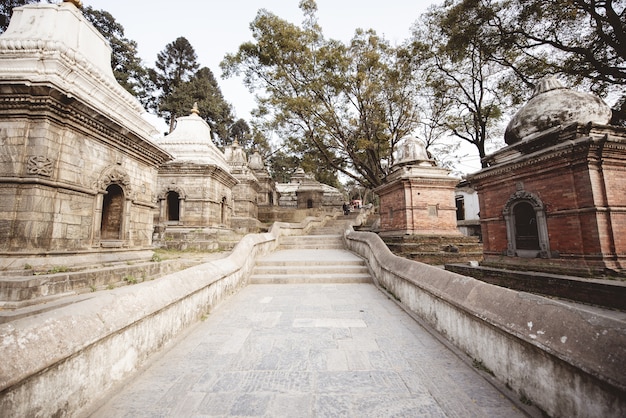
[375,163,460,237]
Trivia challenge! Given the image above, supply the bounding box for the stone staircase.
[250,219,372,284]
[382,234,483,265]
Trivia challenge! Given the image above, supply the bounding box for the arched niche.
[101,184,124,240]
[503,190,550,258]
[94,166,131,246]
[158,186,186,225]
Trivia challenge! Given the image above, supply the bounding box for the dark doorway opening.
[514,202,539,250]
[101,184,124,240]
[166,191,180,221]
[221,197,227,224]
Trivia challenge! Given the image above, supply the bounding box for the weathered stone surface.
[0,2,170,254]
[505,77,612,144]
[346,230,626,418]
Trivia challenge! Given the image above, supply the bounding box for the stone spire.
[64,0,82,8]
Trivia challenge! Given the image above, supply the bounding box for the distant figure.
[342,202,350,215]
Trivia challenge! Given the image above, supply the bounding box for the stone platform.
[87,282,530,417]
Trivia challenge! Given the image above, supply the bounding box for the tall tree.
[441,0,626,124]
[159,66,234,142]
[154,37,200,132]
[82,7,151,103]
[222,1,420,189]
[412,4,509,167]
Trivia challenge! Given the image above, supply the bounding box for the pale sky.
[81,1,483,173]
[83,0,439,120]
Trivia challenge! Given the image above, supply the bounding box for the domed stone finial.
[532,76,566,97]
[191,102,200,115]
[504,77,612,144]
[64,0,83,8]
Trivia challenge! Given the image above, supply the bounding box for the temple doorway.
[166,191,180,222]
[101,184,124,240]
[220,197,227,225]
[514,201,539,250]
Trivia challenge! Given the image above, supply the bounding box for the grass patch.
[123,275,138,285]
[47,266,70,274]
[472,358,495,376]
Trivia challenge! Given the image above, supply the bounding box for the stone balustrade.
[0,214,336,417]
[345,229,626,418]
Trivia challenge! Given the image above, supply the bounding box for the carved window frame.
[503,190,551,258]
[94,166,132,246]
[158,186,186,225]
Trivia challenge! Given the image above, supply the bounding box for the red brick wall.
[471,128,626,271]
[378,178,459,235]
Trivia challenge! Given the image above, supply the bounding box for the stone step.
[250,262,371,284]
[250,272,372,284]
[278,235,345,249]
[308,227,344,235]
[250,247,372,284]
[253,263,369,276]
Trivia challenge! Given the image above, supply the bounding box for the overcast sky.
[84,0,440,120]
[81,1,483,173]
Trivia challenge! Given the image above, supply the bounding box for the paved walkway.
[88,278,527,417]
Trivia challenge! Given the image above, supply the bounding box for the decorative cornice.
[0,89,171,166]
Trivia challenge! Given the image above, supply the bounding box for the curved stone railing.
[0,215,334,417]
[345,230,626,418]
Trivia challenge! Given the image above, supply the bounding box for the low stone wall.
[345,230,626,418]
[446,263,626,310]
[0,215,335,417]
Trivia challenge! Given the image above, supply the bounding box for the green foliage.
[153,36,200,130]
[47,266,69,274]
[222,2,420,189]
[123,275,138,285]
[150,253,162,263]
[440,0,625,124]
[159,66,234,141]
[411,4,511,166]
[82,7,150,102]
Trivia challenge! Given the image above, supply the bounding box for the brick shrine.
[374,135,460,236]
[468,77,626,276]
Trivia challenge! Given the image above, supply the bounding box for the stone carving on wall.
[158,185,186,200]
[26,155,53,177]
[94,165,131,192]
[502,190,544,215]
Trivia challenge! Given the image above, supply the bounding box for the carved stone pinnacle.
[64,0,83,8]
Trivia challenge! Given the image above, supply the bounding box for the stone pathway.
[88,282,527,417]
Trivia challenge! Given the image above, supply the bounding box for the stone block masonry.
[346,230,626,418]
